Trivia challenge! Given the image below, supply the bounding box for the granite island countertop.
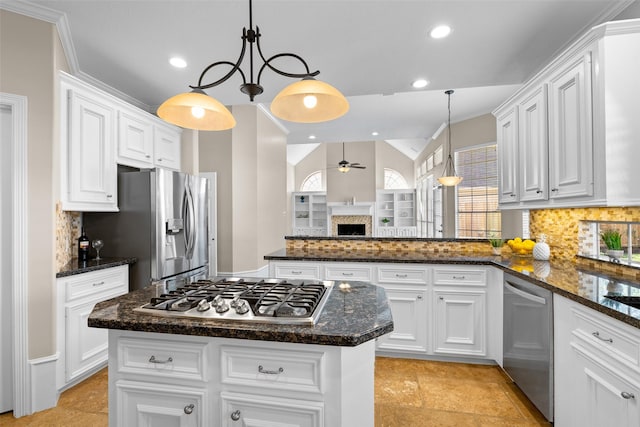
[57,257,137,278]
[88,279,394,347]
[265,248,640,329]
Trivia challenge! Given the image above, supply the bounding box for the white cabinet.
[57,265,128,389]
[494,21,640,208]
[555,294,640,427]
[154,124,182,171]
[270,262,322,280]
[375,189,417,237]
[292,192,327,236]
[547,51,593,200]
[432,267,487,357]
[117,108,154,169]
[376,288,428,353]
[109,331,376,427]
[61,75,118,212]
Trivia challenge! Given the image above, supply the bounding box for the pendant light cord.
[445,89,456,177]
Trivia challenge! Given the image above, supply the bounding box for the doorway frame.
[1,92,29,417]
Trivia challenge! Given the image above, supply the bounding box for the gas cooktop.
[134,277,334,325]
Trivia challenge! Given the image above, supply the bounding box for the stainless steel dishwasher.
[503,273,553,422]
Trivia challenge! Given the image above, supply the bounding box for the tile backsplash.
[55,202,81,271]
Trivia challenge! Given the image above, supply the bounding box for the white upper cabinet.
[61,75,118,211]
[494,20,640,209]
[60,71,182,211]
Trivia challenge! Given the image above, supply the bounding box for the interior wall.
[293,144,327,191]
[0,10,56,359]
[327,141,376,203]
[199,129,233,273]
[375,140,415,188]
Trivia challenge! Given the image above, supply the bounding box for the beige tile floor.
[1,357,550,426]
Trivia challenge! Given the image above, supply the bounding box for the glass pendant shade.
[438,175,463,186]
[157,89,236,131]
[270,78,349,123]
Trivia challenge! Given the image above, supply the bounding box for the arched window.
[300,171,323,192]
[384,168,409,189]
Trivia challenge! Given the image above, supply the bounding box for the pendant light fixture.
[438,89,463,187]
[157,0,349,131]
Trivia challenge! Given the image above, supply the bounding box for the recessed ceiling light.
[169,57,187,68]
[412,79,429,89]
[372,131,379,136]
[308,135,316,140]
[430,25,452,39]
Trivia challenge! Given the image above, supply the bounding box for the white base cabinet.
[269,261,502,363]
[57,265,129,390]
[555,294,640,427]
[108,330,375,427]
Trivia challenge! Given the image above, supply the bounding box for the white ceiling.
[8,0,639,163]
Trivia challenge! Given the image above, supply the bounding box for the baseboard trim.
[29,353,59,414]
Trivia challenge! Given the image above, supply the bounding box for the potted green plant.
[381,217,390,226]
[600,228,624,259]
[488,236,504,255]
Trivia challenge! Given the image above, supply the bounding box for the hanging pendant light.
[157,0,348,131]
[438,89,463,187]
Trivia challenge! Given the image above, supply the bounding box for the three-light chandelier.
[157,0,349,131]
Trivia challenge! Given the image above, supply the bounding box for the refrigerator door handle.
[184,181,196,260]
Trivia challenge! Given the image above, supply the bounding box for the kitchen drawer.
[221,345,325,394]
[220,392,324,427]
[116,336,209,382]
[272,262,321,280]
[571,305,640,369]
[377,265,429,284]
[433,267,487,286]
[323,263,373,282]
[63,265,128,302]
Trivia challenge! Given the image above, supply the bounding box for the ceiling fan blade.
[351,165,367,169]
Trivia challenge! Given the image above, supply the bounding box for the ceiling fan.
[336,142,366,173]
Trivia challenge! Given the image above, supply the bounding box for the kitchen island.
[88,280,393,427]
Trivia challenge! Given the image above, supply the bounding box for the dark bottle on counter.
[78,227,90,263]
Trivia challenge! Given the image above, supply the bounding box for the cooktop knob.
[196,299,210,312]
[213,295,229,313]
[234,299,250,315]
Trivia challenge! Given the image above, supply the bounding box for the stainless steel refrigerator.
[84,168,209,290]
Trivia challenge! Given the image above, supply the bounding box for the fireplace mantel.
[327,202,375,217]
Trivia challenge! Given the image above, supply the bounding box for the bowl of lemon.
[507,237,535,256]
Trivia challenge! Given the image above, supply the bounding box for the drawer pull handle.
[621,392,635,400]
[290,271,302,275]
[592,332,613,343]
[92,281,105,287]
[452,276,466,280]
[395,273,408,278]
[149,355,173,364]
[183,404,194,415]
[341,272,354,276]
[231,410,241,421]
[106,194,113,199]
[258,365,284,375]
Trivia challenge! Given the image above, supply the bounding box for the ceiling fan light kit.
[438,89,463,187]
[337,142,366,173]
[157,0,348,131]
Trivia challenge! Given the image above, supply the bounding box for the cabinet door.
[118,109,154,168]
[496,106,519,203]
[220,392,323,427]
[433,289,487,357]
[548,52,593,199]
[154,125,182,170]
[572,344,640,427]
[116,380,206,427]
[518,86,548,202]
[376,288,428,353]
[67,88,117,210]
[66,300,108,382]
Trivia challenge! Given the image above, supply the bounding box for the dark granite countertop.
[88,280,394,347]
[264,248,640,329]
[57,257,137,278]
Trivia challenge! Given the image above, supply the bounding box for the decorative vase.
[491,246,502,256]
[533,234,550,261]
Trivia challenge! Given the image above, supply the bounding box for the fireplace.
[337,223,366,236]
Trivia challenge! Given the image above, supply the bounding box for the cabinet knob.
[439,296,444,300]
[551,188,559,192]
[621,391,635,400]
[231,410,241,421]
[535,189,543,194]
[157,158,163,162]
[183,404,194,415]
[509,193,516,198]
[145,154,151,158]
[417,295,423,300]
[106,194,113,198]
